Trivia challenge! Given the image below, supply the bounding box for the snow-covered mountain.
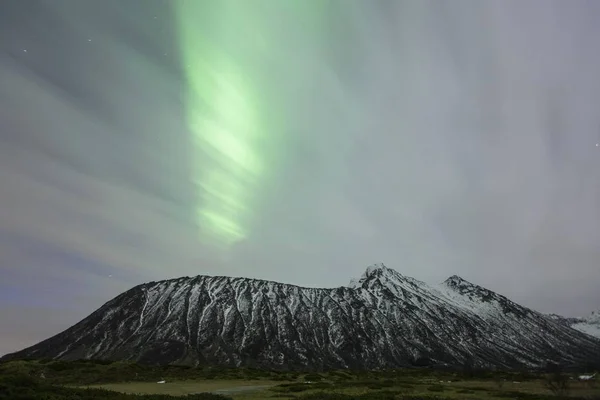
[3,263,600,369]
[550,310,600,340]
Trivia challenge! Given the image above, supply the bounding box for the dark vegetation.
[544,363,572,397]
[1,358,295,385]
[0,358,598,400]
[0,373,228,400]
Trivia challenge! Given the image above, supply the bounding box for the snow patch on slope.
[571,310,600,339]
[572,322,600,339]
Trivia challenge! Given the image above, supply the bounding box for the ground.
[89,376,600,399]
[1,359,599,399]
[85,380,278,396]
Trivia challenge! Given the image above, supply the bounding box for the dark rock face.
[3,264,600,369]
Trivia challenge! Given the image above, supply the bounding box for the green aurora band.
[176,1,266,246]
[176,1,329,247]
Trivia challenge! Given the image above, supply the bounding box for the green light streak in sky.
[176,0,329,247]
[176,0,265,246]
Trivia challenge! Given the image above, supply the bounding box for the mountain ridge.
[3,264,600,370]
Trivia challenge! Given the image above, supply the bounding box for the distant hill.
[549,310,600,340]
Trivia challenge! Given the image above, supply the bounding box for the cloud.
[2,0,600,355]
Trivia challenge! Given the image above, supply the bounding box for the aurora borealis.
[176,0,347,247]
[2,0,600,356]
[177,1,265,246]
[175,1,335,247]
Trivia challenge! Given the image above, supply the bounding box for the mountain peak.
[364,262,394,276]
[442,275,498,302]
[443,275,470,288]
[348,264,431,298]
[349,263,401,288]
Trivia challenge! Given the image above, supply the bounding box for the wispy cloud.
[1,0,600,355]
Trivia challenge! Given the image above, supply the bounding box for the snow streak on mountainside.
[551,310,600,340]
[3,264,600,369]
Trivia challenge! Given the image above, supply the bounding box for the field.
[86,380,279,396]
[86,377,600,399]
[1,359,599,400]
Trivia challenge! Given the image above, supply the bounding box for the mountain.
[550,311,600,340]
[3,263,600,370]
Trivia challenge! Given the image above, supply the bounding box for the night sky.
[1,0,600,356]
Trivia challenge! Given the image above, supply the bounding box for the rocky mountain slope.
[3,264,600,369]
[550,311,600,340]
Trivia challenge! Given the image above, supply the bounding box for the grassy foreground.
[0,359,598,399]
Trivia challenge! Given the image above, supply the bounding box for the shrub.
[272,383,312,393]
[461,356,475,378]
[494,375,505,389]
[304,373,323,382]
[426,384,445,392]
[544,370,570,397]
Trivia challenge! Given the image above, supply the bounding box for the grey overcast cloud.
[1,0,599,356]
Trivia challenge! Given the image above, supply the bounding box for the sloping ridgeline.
[3,264,600,370]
